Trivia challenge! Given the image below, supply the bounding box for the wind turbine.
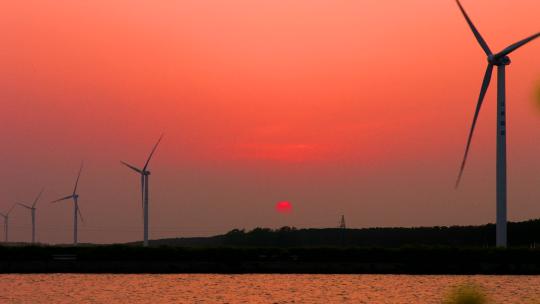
[51,163,84,245]
[121,134,163,247]
[455,0,539,247]
[17,188,44,244]
[0,204,16,243]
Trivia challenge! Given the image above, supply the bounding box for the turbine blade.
[456,63,494,188]
[73,161,84,195]
[497,32,540,57]
[456,0,492,56]
[32,188,44,208]
[51,195,74,203]
[17,203,32,210]
[121,161,143,173]
[7,203,16,215]
[143,134,164,171]
[77,205,85,223]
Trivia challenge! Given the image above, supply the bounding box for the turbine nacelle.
[489,55,511,66]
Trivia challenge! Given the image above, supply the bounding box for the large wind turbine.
[455,0,539,247]
[51,163,84,245]
[0,204,16,242]
[17,188,44,244]
[121,134,163,247]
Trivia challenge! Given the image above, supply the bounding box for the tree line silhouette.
[149,218,540,247]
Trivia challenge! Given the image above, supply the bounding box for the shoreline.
[2,246,540,274]
[2,261,540,275]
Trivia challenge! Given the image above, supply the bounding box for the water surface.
[1,274,539,303]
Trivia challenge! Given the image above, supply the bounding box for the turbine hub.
[143,170,151,176]
[490,55,511,66]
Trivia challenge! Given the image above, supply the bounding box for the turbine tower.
[0,204,16,243]
[121,134,163,247]
[17,188,44,244]
[455,0,539,247]
[51,162,84,245]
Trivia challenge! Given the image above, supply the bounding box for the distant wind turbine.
[51,163,84,245]
[455,0,539,247]
[0,204,16,243]
[17,188,44,244]
[121,134,163,247]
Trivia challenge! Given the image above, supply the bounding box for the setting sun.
[275,201,292,214]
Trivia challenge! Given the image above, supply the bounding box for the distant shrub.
[443,283,488,304]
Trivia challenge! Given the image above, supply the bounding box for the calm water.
[1,274,539,303]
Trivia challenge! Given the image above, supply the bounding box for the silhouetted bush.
[443,283,488,304]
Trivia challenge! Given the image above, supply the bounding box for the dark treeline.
[148,219,540,248]
[2,220,540,274]
[3,219,540,274]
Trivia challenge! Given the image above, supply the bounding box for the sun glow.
[275,201,292,214]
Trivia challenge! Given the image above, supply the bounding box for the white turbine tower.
[455,0,539,247]
[51,163,84,245]
[17,188,44,244]
[0,204,16,243]
[121,134,163,247]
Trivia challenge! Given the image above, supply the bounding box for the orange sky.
[0,0,539,243]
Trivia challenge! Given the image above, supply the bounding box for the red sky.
[0,0,539,244]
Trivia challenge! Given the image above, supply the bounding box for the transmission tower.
[339,215,346,229]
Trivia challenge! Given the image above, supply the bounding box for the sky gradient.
[1,0,539,244]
